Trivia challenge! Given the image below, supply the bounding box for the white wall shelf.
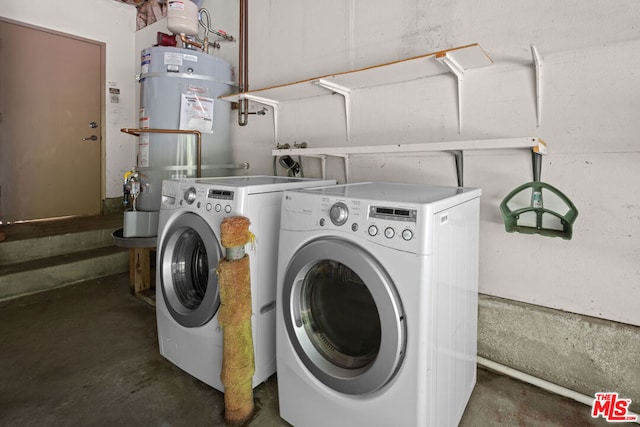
[272,137,547,184]
[220,43,493,141]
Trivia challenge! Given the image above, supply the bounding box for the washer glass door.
[160,212,222,328]
[282,237,406,395]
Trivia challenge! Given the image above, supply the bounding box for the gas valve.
[123,167,141,210]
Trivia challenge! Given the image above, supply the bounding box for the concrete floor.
[0,273,628,427]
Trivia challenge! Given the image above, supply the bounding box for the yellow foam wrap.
[216,216,255,425]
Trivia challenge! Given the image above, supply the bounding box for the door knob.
[82,135,98,141]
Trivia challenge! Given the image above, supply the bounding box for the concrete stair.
[0,215,129,300]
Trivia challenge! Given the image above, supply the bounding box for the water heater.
[137,46,235,213]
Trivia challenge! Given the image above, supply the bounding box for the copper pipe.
[238,0,249,126]
[243,0,249,116]
[179,33,206,52]
[121,128,202,177]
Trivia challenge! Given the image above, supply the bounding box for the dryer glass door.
[282,237,406,395]
[160,212,222,328]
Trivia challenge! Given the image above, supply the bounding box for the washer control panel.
[316,198,422,252]
[168,183,237,218]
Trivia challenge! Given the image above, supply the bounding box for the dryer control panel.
[366,206,418,242]
[282,192,433,255]
[205,188,235,214]
[282,182,481,256]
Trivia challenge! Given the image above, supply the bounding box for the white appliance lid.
[296,182,481,205]
[190,175,335,192]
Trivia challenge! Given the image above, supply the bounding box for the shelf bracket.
[436,52,465,133]
[312,79,352,142]
[451,150,464,187]
[531,45,543,127]
[326,154,351,183]
[340,154,351,183]
[319,155,327,180]
[307,153,351,183]
[306,154,328,180]
[240,93,280,142]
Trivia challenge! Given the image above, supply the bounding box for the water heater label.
[169,0,185,10]
[180,94,214,132]
[138,134,150,167]
[141,52,151,74]
[139,108,149,129]
[164,52,183,66]
[183,54,198,63]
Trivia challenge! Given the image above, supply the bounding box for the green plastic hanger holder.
[499,150,579,240]
[500,181,579,239]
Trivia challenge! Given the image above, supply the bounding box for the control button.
[215,204,222,212]
[224,205,232,213]
[319,218,325,226]
[402,229,413,241]
[368,225,378,236]
[329,202,349,226]
[197,202,201,209]
[351,223,359,232]
[184,187,197,204]
[384,227,395,239]
[206,203,212,211]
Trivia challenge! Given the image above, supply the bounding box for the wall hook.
[531,44,543,127]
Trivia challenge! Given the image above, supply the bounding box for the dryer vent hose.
[217,216,255,425]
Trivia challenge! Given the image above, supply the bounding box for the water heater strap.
[140,72,237,87]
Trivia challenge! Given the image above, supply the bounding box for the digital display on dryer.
[369,206,417,222]
[207,189,234,200]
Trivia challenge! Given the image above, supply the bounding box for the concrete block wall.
[478,294,640,412]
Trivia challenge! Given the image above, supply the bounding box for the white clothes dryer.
[156,175,335,391]
[276,182,481,427]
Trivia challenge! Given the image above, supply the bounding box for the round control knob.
[224,205,232,213]
[368,225,379,236]
[184,187,197,204]
[384,227,395,239]
[402,229,413,241]
[329,202,349,226]
[215,204,222,212]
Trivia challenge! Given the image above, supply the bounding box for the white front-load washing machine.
[276,182,481,426]
[155,175,335,391]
